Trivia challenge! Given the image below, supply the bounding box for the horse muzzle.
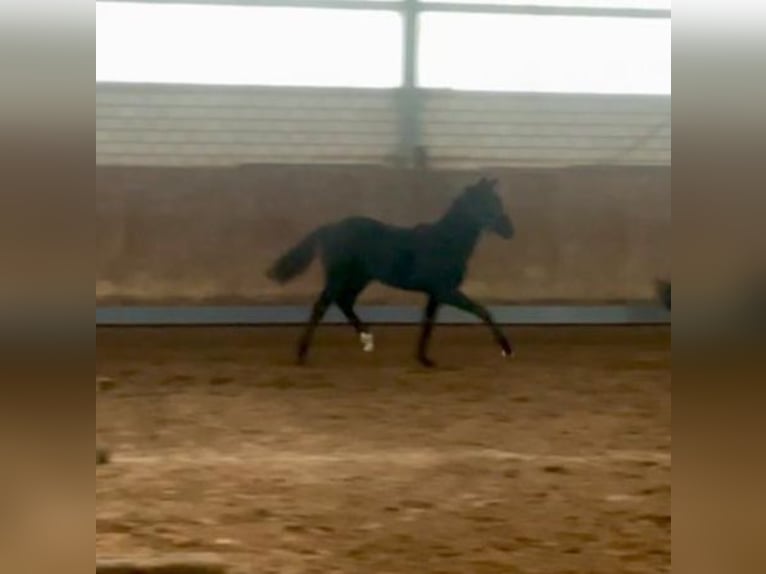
[492,215,515,239]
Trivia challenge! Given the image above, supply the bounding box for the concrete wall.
[96,164,670,305]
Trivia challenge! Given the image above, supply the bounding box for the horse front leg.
[439,290,513,358]
[417,295,440,367]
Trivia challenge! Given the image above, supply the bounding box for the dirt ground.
[96,326,671,574]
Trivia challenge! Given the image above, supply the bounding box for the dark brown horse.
[268,177,515,366]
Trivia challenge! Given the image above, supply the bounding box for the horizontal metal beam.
[100,0,404,11]
[420,3,669,18]
[99,0,671,19]
[96,305,670,326]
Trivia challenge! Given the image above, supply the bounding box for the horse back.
[320,217,463,291]
[320,215,411,262]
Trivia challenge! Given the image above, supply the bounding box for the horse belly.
[378,260,464,293]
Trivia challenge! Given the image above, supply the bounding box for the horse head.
[460,177,515,239]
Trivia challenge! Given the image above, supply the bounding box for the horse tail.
[267,228,324,284]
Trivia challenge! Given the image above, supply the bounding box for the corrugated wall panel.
[422,91,670,168]
[96,84,671,168]
[96,84,401,166]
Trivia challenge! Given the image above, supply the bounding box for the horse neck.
[432,202,483,261]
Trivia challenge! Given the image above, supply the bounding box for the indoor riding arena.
[96,2,671,573]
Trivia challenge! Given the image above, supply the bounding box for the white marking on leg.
[360,332,375,352]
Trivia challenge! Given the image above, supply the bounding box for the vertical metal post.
[403,0,418,88]
[399,0,424,167]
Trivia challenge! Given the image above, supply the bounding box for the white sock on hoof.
[360,332,375,352]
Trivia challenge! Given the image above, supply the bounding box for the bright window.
[418,13,671,94]
[96,2,403,87]
[97,2,670,95]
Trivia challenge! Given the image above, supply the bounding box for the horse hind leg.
[297,287,335,364]
[338,294,374,352]
[298,264,369,362]
[337,274,373,352]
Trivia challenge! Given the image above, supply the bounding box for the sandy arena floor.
[96,326,671,574]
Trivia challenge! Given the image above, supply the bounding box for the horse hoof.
[419,357,436,368]
[502,349,515,359]
[97,447,110,465]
